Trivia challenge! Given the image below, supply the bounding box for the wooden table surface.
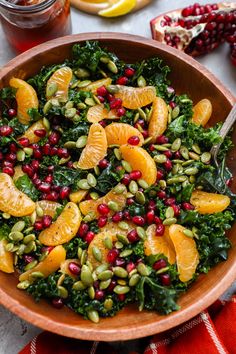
[0,0,235,353]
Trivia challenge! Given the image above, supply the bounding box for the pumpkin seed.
[16,244,26,255]
[183,229,194,238]
[114,148,122,160]
[134,112,140,123]
[96,263,109,274]
[119,249,133,257]
[24,227,34,234]
[85,97,96,106]
[172,159,184,164]
[115,241,123,250]
[117,279,126,286]
[30,271,44,279]
[46,82,58,97]
[78,179,90,190]
[77,102,87,110]
[57,286,68,299]
[51,98,60,107]
[113,285,130,295]
[135,191,145,205]
[171,138,181,151]
[94,166,100,176]
[104,298,113,310]
[180,146,189,160]
[167,176,188,184]
[156,266,170,275]
[57,274,65,287]
[154,154,167,164]
[88,286,95,300]
[17,281,31,290]
[64,141,76,149]
[184,167,199,175]
[92,246,102,262]
[189,175,196,183]
[182,159,194,167]
[75,68,90,79]
[77,247,83,260]
[89,192,99,200]
[159,179,167,189]
[108,200,119,212]
[98,270,113,281]
[113,267,128,278]
[201,152,211,164]
[126,192,134,198]
[136,227,146,240]
[87,310,99,323]
[137,75,146,87]
[118,221,129,231]
[24,241,36,253]
[129,180,138,194]
[83,211,96,222]
[24,260,38,271]
[129,269,138,278]
[163,217,177,226]
[73,281,86,291]
[121,160,132,173]
[86,260,94,273]
[171,106,180,119]
[137,107,147,120]
[113,184,127,194]
[137,179,149,189]
[116,233,129,245]
[182,180,190,188]
[137,263,151,276]
[100,56,110,64]
[65,108,77,118]
[192,144,201,154]
[43,100,52,114]
[143,137,153,145]
[35,205,44,218]
[87,173,97,187]
[23,234,36,244]
[107,60,118,74]
[59,156,71,165]
[77,80,91,88]
[188,151,200,161]
[107,85,119,94]
[192,226,199,239]
[16,150,25,161]
[153,144,168,152]
[129,274,141,287]
[5,243,15,252]
[9,231,24,242]
[172,163,179,175]
[11,221,25,233]
[100,279,111,290]
[165,207,174,219]
[23,147,33,156]
[65,101,74,110]
[81,265,93,287]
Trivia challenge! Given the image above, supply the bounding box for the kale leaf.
[64,237,87,259]
[15,175,40,201]
[61,122,89,143]
[95,164,124,194]
[52,166,83,188]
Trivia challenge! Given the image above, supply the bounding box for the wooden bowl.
[0,33,235,341]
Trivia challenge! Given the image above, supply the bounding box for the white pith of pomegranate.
[150,2,236,65]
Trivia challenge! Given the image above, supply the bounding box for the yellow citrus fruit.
[87,104,118,123]
[0,173,35,217]
[105,122,144,146]
[38,202,82,246]
[20,119,45,144]
[77,123,107,170]
[120,145,157,185]
[192,99,212,126]
[46,66,72,101]
[83,78,112,94]
[114,85,156,109]
[169,224,199,282]
[9,78,39,125]
[19,245,66,282]
[69,190,88,204]
[148,97,168,143]
[190,190,230,214]
[99,0,136,17]
[0,239,14,273]
[13,165,25,182]
[60,259,80,279]
[36,200,61,218]
[144,224,176,264]
[79,186,127,218]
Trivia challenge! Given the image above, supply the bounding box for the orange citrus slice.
[0,239,14,273]
[114,85,156,109]
[19,245,66,282]
[0,173,35,217]
[38,202,82,246]
[9,78,39,125]
[79,187,127,218]
[87,104,118,123]
[144,224,176,264]
[99,0,136,17]
[77,123,107,170]
[192,99,212,126]
[190,190,230,214]
[20,119,45,144]
[36,200,61,218]
[46,66,72,101]
[169,224,199,282]
[120,145,157,185]
[83,78,112,94]
[60,259,80,279]
[69,190,88,204]
[13,165,25,182]
[87,231,117,268]
[148,97,168,142]
[105,123,144,146]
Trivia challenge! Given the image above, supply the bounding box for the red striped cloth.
[19,296,236,354]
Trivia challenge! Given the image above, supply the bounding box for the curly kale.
[15,175,40,202]
[64,237,87,259]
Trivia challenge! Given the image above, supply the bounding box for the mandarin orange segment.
[87,231,117,268]
[79,187,127,218]
[120,145,157,185]
[46,66,72,101]
[77,123,107,170]
[105,123,144,146]
[38,202,81,246]
[36,200,61,218]
[0,173,35,217]
[0,239,14,273]
[190,190,230,214]
[87,104,118,123]
[169,224,199,282]
[114,85,156,109]
[101,221,135,234]
[60,259,80,279]
[83,78,112,94]
[148,97,168,143]
[192,99,212,126]
[9,78,39,125]
[69,190,88,204]
[19,245,66,282]
[144,224,176,264]
[20,119,45,144]
[13,165,25,182]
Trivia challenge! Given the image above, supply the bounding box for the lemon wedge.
[99,0,136,17]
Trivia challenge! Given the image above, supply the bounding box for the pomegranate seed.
[107,248,119,263]
[7,108,17,117]
[122,174,130,185]
[34,129,46,138]
[23,255,35,264]
[156,169,164,180]
[41,246,54,254]
[156,135,168,144]
[22,164,34,177]
[9,143,17,152]
[130,170,142,180]
[165,198,176,206]
[58,148,69,158]
[50,147,58,156]
[59,186,70,199]
[97,95,105,103]
[163,159,172,171]
[117,107,126,117]
[169,101,176,109]
[0,125,13,136]
[33,178,41,187]
[226,177,233,187]
[126,262,136,273]
[2,166,14,176]
[114,258,126,267]
[146,210,155,224]
[155,224,165,236]
[153,259,167,270]
[42,143,51,155]
[78,223,89,237]
[97,203,110,215]
[31,160,40,170]
[126,198,134,205]
[127,135,140,145]
[149,144,155,152]
[124,67,135,77]
[33,149,42,159]
[127,229,139,243]
[85,231,95,244]
[110,98,122,109]
[182,202,194,210]
[52,298,64,309]
[68,262,81,275]
[118,294,126,301]
[3,161,13,168]
[45,191,59,201]
[148,200,156,210]
[123,210,131,220]
[154,216,161,224]
[97,85,107,97]
[142,130,148,139]
[116,165,123,172]
[172,204,180,216]
[116,76,128,85]
[160,273,171,286]
[163,150,173,159]
[52,185,61,192]
[107,279,116,293]
[44,174,53,183]
[157,190,166,199]
[95,290,105,301]
[48,131,60,145]
[98,158,109,169]
[98,216,108,228]
[107,93,114,102]
[174,151,181,159]
[0,152,3,160]
[42,215,52,228]
[5,152,16,162]
[112,211,123,223]
[38,183,51,193]
[34,220,44,231]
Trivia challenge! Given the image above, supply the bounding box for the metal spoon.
[210,103,236,168]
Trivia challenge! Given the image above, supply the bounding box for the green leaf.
[15,175,40,201]
[53,166,83,187]
[95,164,124,194]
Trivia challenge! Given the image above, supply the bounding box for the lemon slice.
[99,0,136,17]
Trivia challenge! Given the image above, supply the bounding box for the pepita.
[11,221,25,233]
[64,141,76,149]
[113,285,130,295]
[85,97,96,106]
[23,234,36,244]
[137,263,151,276]
[88,286,95,300]
[108,200,119,211]
[183,229,194,238]
[76,135,88,149]
[90,192,99,200]
[9,231,24,242]
[115,241,124,249]
[129,274,141,287]
[184,167,199,175]
[81,265,93,287]
[121,160,132,173]
[135,191,145,205]
[156,266,169,275]
[98,270,113,281]
[95,263,109,274]
[57,286,68,299]
[87,173,97,187]
[171,138,181,152]
[65,108,77,118]
[16,150,25,161]
[118,221,129,231]
[17,280,31,290]
[75,68,90,79]
[78,179,90,190]
[163,217,177,226]
[188,151,200,161]
[24,241,36,254]
[43,100,52,114]
[99,279,111,290]
[137,179,149,189]
[154,154,167,164]
[77,102,87,110]
[92,246,102,262]
[201,152,211,164]
[136,227,146,240]
[104,298,113,310]
[36,205,44,217]
[171,106,180,119]
[137,75,146,87]
[153,144,169,152]
[65,101,74,109]
[137,108,147,120]
[107,60,118,74]
[192,144,201,154]
[119,249,133,257]
[24,260,38,271]
[167,176,188,184]
[159,179,167,189]
[77,80,91,88]
[46,82,58,97]
[113,267,128,278]
[73,281,86,291]
[129,180,138,194]
[30,271,44,279]
[165,207,175,219]
[87,310,99,323]
[113,184,127,194]
[114,147,122,160]
[107,85,119,94]
[180,146,189,160]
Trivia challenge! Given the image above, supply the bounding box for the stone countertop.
[0,0,235,353]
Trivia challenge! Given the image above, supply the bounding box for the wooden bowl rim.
[0,32,235,341]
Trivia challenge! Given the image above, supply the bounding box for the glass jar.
[0,0,72,53]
